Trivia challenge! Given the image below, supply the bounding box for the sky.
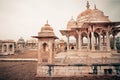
[0,0,120,41]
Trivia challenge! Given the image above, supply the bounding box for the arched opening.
[69,36,76,50]
[94,32,99,50]
[43,43,49,52]
[4,45,7,52]
[71,46,74,49]
[81,32,88,50]
[9,45,13,51]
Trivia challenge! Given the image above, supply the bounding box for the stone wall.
[36,65,120,77]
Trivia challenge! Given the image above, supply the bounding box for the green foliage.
[116,37,120,50]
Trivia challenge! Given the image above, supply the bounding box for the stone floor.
[0,50,37,58]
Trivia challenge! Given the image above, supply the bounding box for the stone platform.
[36,65,120,77]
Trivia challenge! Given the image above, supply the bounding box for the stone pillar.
[6,44,9,52]
[78,33,82,51]
[90,36,91,49]
[67,35,70,51]
[87,34,90,51]
[1,44,4,53]
[76,37,78,50]
[49,40,53,64]
[113,35,117,50]
[103,35,105,46]
[12,43,14,54]
[91,32,95,51]
[106,31,111,51]
[99,35,102,51]
[38,40,41,64]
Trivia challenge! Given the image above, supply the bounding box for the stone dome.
[37,21,58,38]
[17,37,25,44]
[59,39,65,44]
[79,9,92,18]
[67,17,77,30]
[27,38,37,43]
[76,2,110,27]
[41,21,53,32]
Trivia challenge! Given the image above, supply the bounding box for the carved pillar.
[87,34,90,51]
[99,35,102,51]
[78,32,82,51]
[103,35,105,46]
[106,31,111,51]
[91,32,95,51]
[91,25,95,51]
[76,37,78,50]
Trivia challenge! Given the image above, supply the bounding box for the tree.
[116,37,120,50]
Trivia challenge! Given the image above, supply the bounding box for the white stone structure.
[26,38,38,49]
[34,1,120,77]
[17,37,25,49]
[0,40,15,55]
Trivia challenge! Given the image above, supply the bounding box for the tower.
[33,21,58,65]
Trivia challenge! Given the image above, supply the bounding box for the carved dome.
[76,2,110,27]
[41,21,53,32]
[67,17,77,30]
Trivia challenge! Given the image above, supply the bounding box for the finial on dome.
[86,1,90,9]
[45,20,50,26]
[94,4,97,9]
[46,20,48,24]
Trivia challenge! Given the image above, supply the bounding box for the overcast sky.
[0,0,120,41]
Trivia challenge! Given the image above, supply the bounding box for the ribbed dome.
[41,22,53,32]
[67,17,77,30]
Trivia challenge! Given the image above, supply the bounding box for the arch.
[69,36,76,50]
[81,31,87,37]
[42,43,49,52]
[81,32,88,45]
[9,44,13,51]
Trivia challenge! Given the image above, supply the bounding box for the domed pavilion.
[60,1,120,52]
[34,1,120,77]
